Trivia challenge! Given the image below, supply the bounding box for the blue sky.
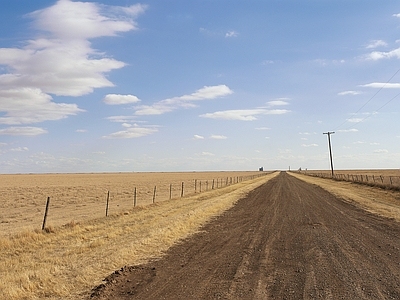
[1,0,400,173]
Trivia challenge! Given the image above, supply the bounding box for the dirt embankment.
[90,172,400,299]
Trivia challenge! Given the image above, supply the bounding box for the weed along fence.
[35,172,269,232]
[296,171,400,190]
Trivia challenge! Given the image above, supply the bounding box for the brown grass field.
[0,171,263,237]
[0,171,277,300]
[302,169,400,176]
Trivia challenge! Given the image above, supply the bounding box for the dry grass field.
[0,171,263,237]
[300,169,400,188]
[302,169,400,176]
[0,171,277,300]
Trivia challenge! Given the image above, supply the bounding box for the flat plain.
[0,171,262,237]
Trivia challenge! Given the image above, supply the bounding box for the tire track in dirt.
[89,172,400,299]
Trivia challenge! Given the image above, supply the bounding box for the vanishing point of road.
[91,172,400,299]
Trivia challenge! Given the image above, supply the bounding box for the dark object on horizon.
[259,167,263,171]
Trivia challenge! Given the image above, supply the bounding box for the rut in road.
[90,172,400,300]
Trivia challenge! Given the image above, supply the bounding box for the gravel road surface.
[90,172,400,299]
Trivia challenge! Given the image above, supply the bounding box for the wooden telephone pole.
[323,131,335,177]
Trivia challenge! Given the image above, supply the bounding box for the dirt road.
[90,172,400,299]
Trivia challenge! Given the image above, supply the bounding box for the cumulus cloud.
[366,40,388,49]
[103,94,141,105]
[267,99,290,106]
[361,83,400,88]
[337,129,359,133]
[0,0,145,131]
[338,90,362,96]
[0,88,83,125]
[103,124,158,139]
[347,118,363,123]
[29,1,146,39]
[0,126,48,136]
[255,127,271,130]
[134,85,233,115]
[201,151,215,156]
[193,135,205,140]
[225,31,239,38]
[373,149,388,153]
[365,47,400,60]
[106,115,138,123]
[210,135,227,139]
[10,147,29,152]
[200,109,289,121]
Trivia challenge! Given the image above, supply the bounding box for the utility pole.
[323,131,335,177]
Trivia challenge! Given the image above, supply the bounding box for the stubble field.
[0,171,263,237]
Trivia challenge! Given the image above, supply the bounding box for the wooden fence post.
[181,182,184,197]
[133,187,137,207]
[212,179,215,189]
[153,186,157,203]
[105,191,110,217]
[194,179,197,193]
[42,197,50,230]
[170,184,172,200]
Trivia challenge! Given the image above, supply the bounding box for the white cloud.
[76,129,87,133]
[347,118,363,123]
[301,144,318,147]
[338,129,359,133]
[255,127,271,130]
[122,123,133,128]
[361,82,400,89]
[338,91,362,96]
[365,47,400,60]
[92,151,106,155]
[201,151,215,156]
[366,40,388,49]
[267,99,289,106]
[200,109,289,121]
[193,135,204,140]
[0,126,48,136]
[0,0,145,129]
[103,125,158,139]
[262,60,274,65]
[10,147,29,152]
[393,13,400,18]
[373,149,388,153]
[225,31,238,38]
[29,1,146,40]
[210,135,227,140]
[0,88,83,125]
[299,132,316,135]
[106,116,138,123]
[134,85,233,115]
[103,94,141,105]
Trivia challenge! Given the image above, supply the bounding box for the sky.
[1,0,400,173]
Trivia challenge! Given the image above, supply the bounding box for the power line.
[340,91,400,131]
[334,67,400,131]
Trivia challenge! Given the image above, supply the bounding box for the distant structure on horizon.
[259,167,264,171]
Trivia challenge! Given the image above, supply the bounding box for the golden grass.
[0,171,262,237]
[0,172,278,300]
[289,172,400,222]
[302,169,400,177]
